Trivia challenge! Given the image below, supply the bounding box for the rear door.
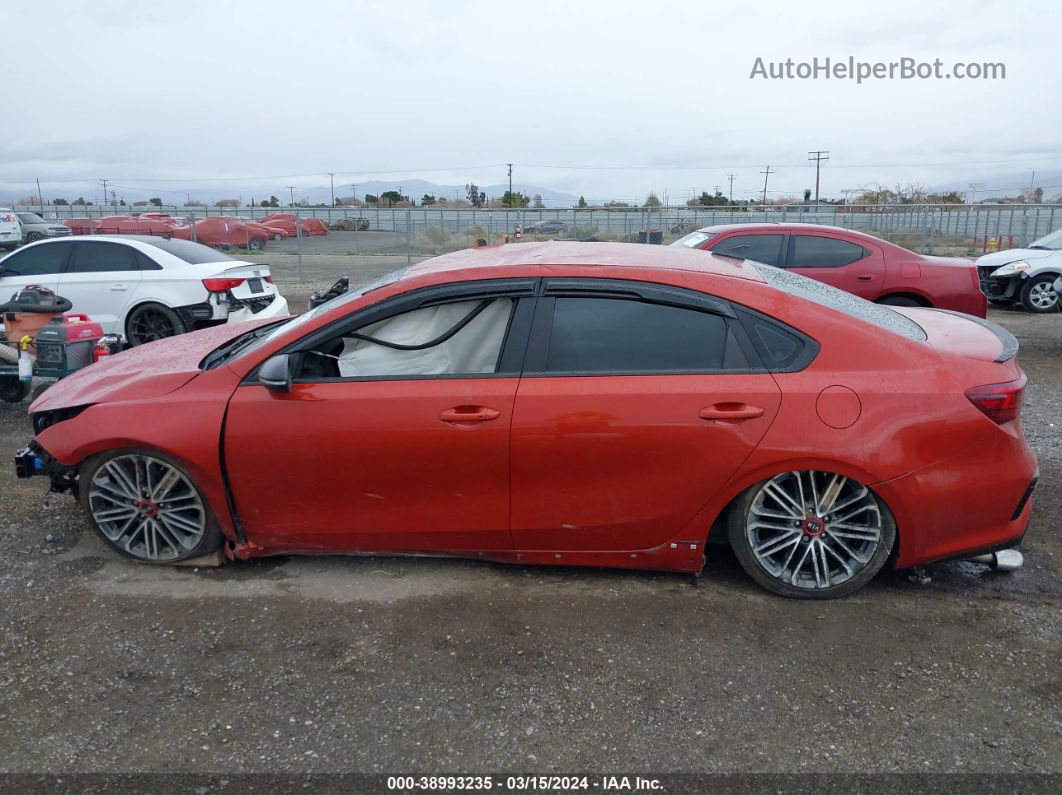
[784,232,884,296]
[57,240,143,334]
[509,279,781,552]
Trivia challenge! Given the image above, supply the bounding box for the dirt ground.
[0,261,1060,778]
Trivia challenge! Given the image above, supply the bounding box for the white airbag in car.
[338,298,511,377]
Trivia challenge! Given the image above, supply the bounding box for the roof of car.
[406,241,766,281]
[696,221,887,241]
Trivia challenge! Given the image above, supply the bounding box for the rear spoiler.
[932,309,1018,363]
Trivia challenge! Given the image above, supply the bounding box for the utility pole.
[760,166,773,206]
[507,163,513,207]
[727,174,735,205]
[1027,169,1036,202]
[36,178,44,208]
[99,179,110,207]
[808,150,830,203]
[329,172,335,207]
[286,186,296,206]
[351,184,357,203]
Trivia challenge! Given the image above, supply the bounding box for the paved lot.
[0,271,1060,775]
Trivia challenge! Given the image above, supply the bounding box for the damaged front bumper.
[978,268,1021,301]
[14,441,78,494]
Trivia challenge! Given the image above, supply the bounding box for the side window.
[709,234,784,267]
[788,235,867,268]
[135,250,163,271]
[298,297,514,380]
[544,297,735,373]
[0,243,71,276]
[69,242,138,273]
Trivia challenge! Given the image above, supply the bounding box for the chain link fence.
[15,203,1062,264]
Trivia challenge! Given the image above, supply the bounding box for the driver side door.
[222,279,536,554]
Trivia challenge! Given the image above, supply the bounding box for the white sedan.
[0,236,289,345]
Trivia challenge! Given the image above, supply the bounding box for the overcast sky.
[3,0,1059,204]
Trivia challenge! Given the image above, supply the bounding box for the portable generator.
[32,314,106,378]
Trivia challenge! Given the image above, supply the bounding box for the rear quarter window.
[752,262,927,341]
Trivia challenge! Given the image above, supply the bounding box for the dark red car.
[17,242,1033,598]
[675,223,987,317]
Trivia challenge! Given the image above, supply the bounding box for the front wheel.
[248,237,265,251]
[125,303,186,346]
[80,451,222,563]
[25,232,43,243]
[1019,274,1059,313]
[0,376,31,403]
[727,470,896,599]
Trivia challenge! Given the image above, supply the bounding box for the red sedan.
[16,242,1034,598]
[675,223,987,317]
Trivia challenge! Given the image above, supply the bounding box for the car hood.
[975,248,1059,268]
[29,322,270,413]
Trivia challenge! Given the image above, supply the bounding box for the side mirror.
[258,353,292,392]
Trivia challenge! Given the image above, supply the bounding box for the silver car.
[17,212,72,244]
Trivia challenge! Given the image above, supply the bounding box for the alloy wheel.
[1028,281,1057,310]
[87,454,207,561]
[128,306,178,344]
[745,471,883,591]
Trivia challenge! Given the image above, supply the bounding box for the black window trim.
[523,278,771,377]
[243,277,539,385]
[783,233,869,269]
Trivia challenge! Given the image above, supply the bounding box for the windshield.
[671,231,716,249]
[128,237,238,264]
[1029,229,1062,250]
[205,267,408,368]
[751,262,927,341]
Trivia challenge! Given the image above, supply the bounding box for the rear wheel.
[126,303,186,346]
[728,470,896,599]
[80,451,222,563]
[1019,274,1059,313]
[25,232,43,243]
[877,295,922,308]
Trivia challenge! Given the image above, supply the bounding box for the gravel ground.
[0,279,1060,778]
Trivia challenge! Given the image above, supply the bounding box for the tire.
[248,237,265,251]
[1019,274,1059,313]
[125,303,187,346]
[727,470,896,599]
[25,232,43,243]
[877,295,922,308]
[0,376,31,403]
[80,450,222,564]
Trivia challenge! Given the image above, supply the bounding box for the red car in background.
[674,223,987,317]
[260,213,328,237]
[17,242,1034,599]
[171,218,270,250]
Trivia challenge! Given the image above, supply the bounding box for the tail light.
[202,277,246,292]
[264,275,274,284]
[965,376,1025,424]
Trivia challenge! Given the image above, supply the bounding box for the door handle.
[856,274,874,281]
[110,284,128,291]
[439,406,502,425]
[699,403,765,421]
